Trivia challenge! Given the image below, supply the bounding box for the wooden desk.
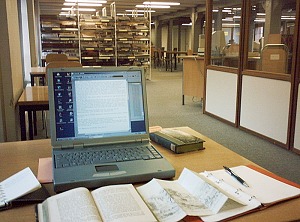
[30,67,46,86]
[178,56,205,105]
[18,86,49,140]
[1,127,299,221]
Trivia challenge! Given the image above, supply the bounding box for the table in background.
[153,50,187,71]
[30,67,46,86]
[178,56,205,105]
[1,127,299,221]
[18,86,49,140]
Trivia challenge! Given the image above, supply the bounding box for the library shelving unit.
[79,14,116,66]
[40,4,151,78]
[116,14,151,68]
[40,15,80,62]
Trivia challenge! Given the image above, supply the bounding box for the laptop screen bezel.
[47,66,149,148]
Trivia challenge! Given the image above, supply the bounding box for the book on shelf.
[150,128,205,153]
[36,165,300,222]
[0,167,42,210]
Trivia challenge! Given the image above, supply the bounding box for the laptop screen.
[48,67,149,146]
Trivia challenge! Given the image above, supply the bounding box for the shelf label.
[105,48,113,51]
[52,28,61,31]
[86,48,95,50]
[83,38,93,41]
[61,38,70,41]
[99,57,111,59]
[104,38,113,41]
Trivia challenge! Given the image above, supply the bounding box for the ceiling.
[38,0,206,20]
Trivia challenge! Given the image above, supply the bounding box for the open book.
[37,166,300,222]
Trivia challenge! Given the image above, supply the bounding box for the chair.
[45,61,82,83]
[165,52,173,72]
[45,54,68,65]
[260,44,289,74]
[38,61,82,138]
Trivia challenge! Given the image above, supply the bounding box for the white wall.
[205,69,238,123]
[294,83,300,150]
[240,75,290,144]
[20,0,31,82]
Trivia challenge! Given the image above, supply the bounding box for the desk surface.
[18,86,48,106]
[0,127,299,221]
[30,67,46,75]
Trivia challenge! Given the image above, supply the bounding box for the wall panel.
[240,75,290,144]
[205,69,238,123]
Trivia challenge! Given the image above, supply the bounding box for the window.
[246,0,296,74]
[210,0,242,68]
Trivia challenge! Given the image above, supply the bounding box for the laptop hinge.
[140,138,149,143]
[73,143,84,149]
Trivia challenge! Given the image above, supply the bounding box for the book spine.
[150,133,176,152]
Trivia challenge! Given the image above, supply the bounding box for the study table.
[17,86,49,141]
[0,127,299,221]
[30,67,46,86]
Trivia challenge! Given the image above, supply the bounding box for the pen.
[223,166,249,187]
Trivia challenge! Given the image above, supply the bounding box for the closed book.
[150,128,205,153]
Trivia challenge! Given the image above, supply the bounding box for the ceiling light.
[78,3,102,6]
[65,0,107,3]
[64,3,76,6]
[143,1,180,5]
[62,7,96,11]
[136,5,170,8]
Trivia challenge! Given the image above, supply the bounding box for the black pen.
[223,166,249,187]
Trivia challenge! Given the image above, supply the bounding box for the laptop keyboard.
[54,145,163,168]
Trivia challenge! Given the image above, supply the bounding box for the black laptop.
[47,66,175,192]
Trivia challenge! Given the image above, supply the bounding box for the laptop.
[47,66,175,192]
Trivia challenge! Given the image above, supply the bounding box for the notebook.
[47,66,175,192]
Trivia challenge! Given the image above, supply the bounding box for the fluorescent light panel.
[65,0,107,3]
[143,1,180,5]
[62,7,96,11]
[64,3,102,6]
[136,5,170,8]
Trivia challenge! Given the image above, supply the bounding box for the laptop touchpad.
[95,165,119,172]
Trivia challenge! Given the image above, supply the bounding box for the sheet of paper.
[137,179,187,222]
[210,165,300,205]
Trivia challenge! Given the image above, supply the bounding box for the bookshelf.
[79,15,116,66]
[40,6,151,76]
[40,15,80,60]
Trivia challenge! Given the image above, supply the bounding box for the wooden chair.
[260,44,289,74]
[45,61,82,83]
[39,61,82,138]
[45,54,68,65]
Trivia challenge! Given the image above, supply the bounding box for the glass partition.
[246,0,296,74]
[210,0,243,68]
